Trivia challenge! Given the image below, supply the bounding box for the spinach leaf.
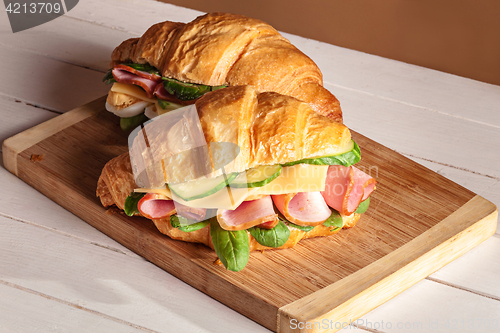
[355,197,370,214]
[162,78,226,101]
[283,140,361,167]
[287,222,315,232]
[102,69,116,85]
[322,210,344,230]
[170,215,209,232]
[120,113,148,131]
[248,220,290,248]
[209,217,249,272]
[124,192,146,216]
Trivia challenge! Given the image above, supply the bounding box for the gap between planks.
[0,279,161,333]
[425,276,500,303]
[400,153,500,181]
[1,95,64,115]
[0,210,133,257]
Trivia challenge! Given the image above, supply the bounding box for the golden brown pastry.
[109,12,342,122]
[129,86,350,187]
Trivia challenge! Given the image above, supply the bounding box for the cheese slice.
[254,164,328,195]
[170,186,261,210]
[110,82,157,103]
[134,185,172,198]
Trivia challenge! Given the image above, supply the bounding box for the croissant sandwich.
[97,86,376,271]
[103,12,342,131]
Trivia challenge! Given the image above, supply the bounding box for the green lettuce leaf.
[209,217,249,272]
[124,192,146,216]
[170,215,209,232]
[283,140,361,167]
[287,222,315,232]
[322,210,344,230]
[355,197,371,214]
[248,219,290,248]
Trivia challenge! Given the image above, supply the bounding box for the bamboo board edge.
[1,96,106,176]
[277,195,498,333]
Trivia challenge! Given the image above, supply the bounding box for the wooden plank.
[0,15,133,73]
[333,85,500,179]
[336,278,500,333]
[2,99,497,332]
[0,96,58,148]
[0,283,150,333]
[2,97,104,176]
[0,47,109,112]
[66,0,201,34]
[0,216,266,333]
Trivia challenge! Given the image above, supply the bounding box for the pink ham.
[113,64,162,82]
[217,196,278,231]
[321,165,376,215]
[137,193,176,219]
[272,192,331,226]
[174,202,207,221]
[112,65,161,98]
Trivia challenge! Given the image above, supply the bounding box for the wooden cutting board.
[2,97,497,333]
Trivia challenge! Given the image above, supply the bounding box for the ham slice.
[217,196,278,231]
[272,192,331,226]
[112,65,161,99]
[138,193,176,219]
[321,165,376,215]
[113,64,162,82]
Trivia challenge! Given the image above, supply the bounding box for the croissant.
[97,87,377,271]
[108,12,342,122]
[128,85,351,187]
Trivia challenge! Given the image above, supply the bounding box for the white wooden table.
[1,1,499,332]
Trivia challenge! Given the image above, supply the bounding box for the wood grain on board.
[2,98,497,332]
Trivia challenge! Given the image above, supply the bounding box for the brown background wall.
[159,0,500,86]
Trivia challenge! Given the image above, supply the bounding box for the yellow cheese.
[254,164,328,195]
[134,186,172,198]
[110,82,157,103]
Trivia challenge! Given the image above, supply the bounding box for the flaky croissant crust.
[110,12,342,122]
[130,86,351,186]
